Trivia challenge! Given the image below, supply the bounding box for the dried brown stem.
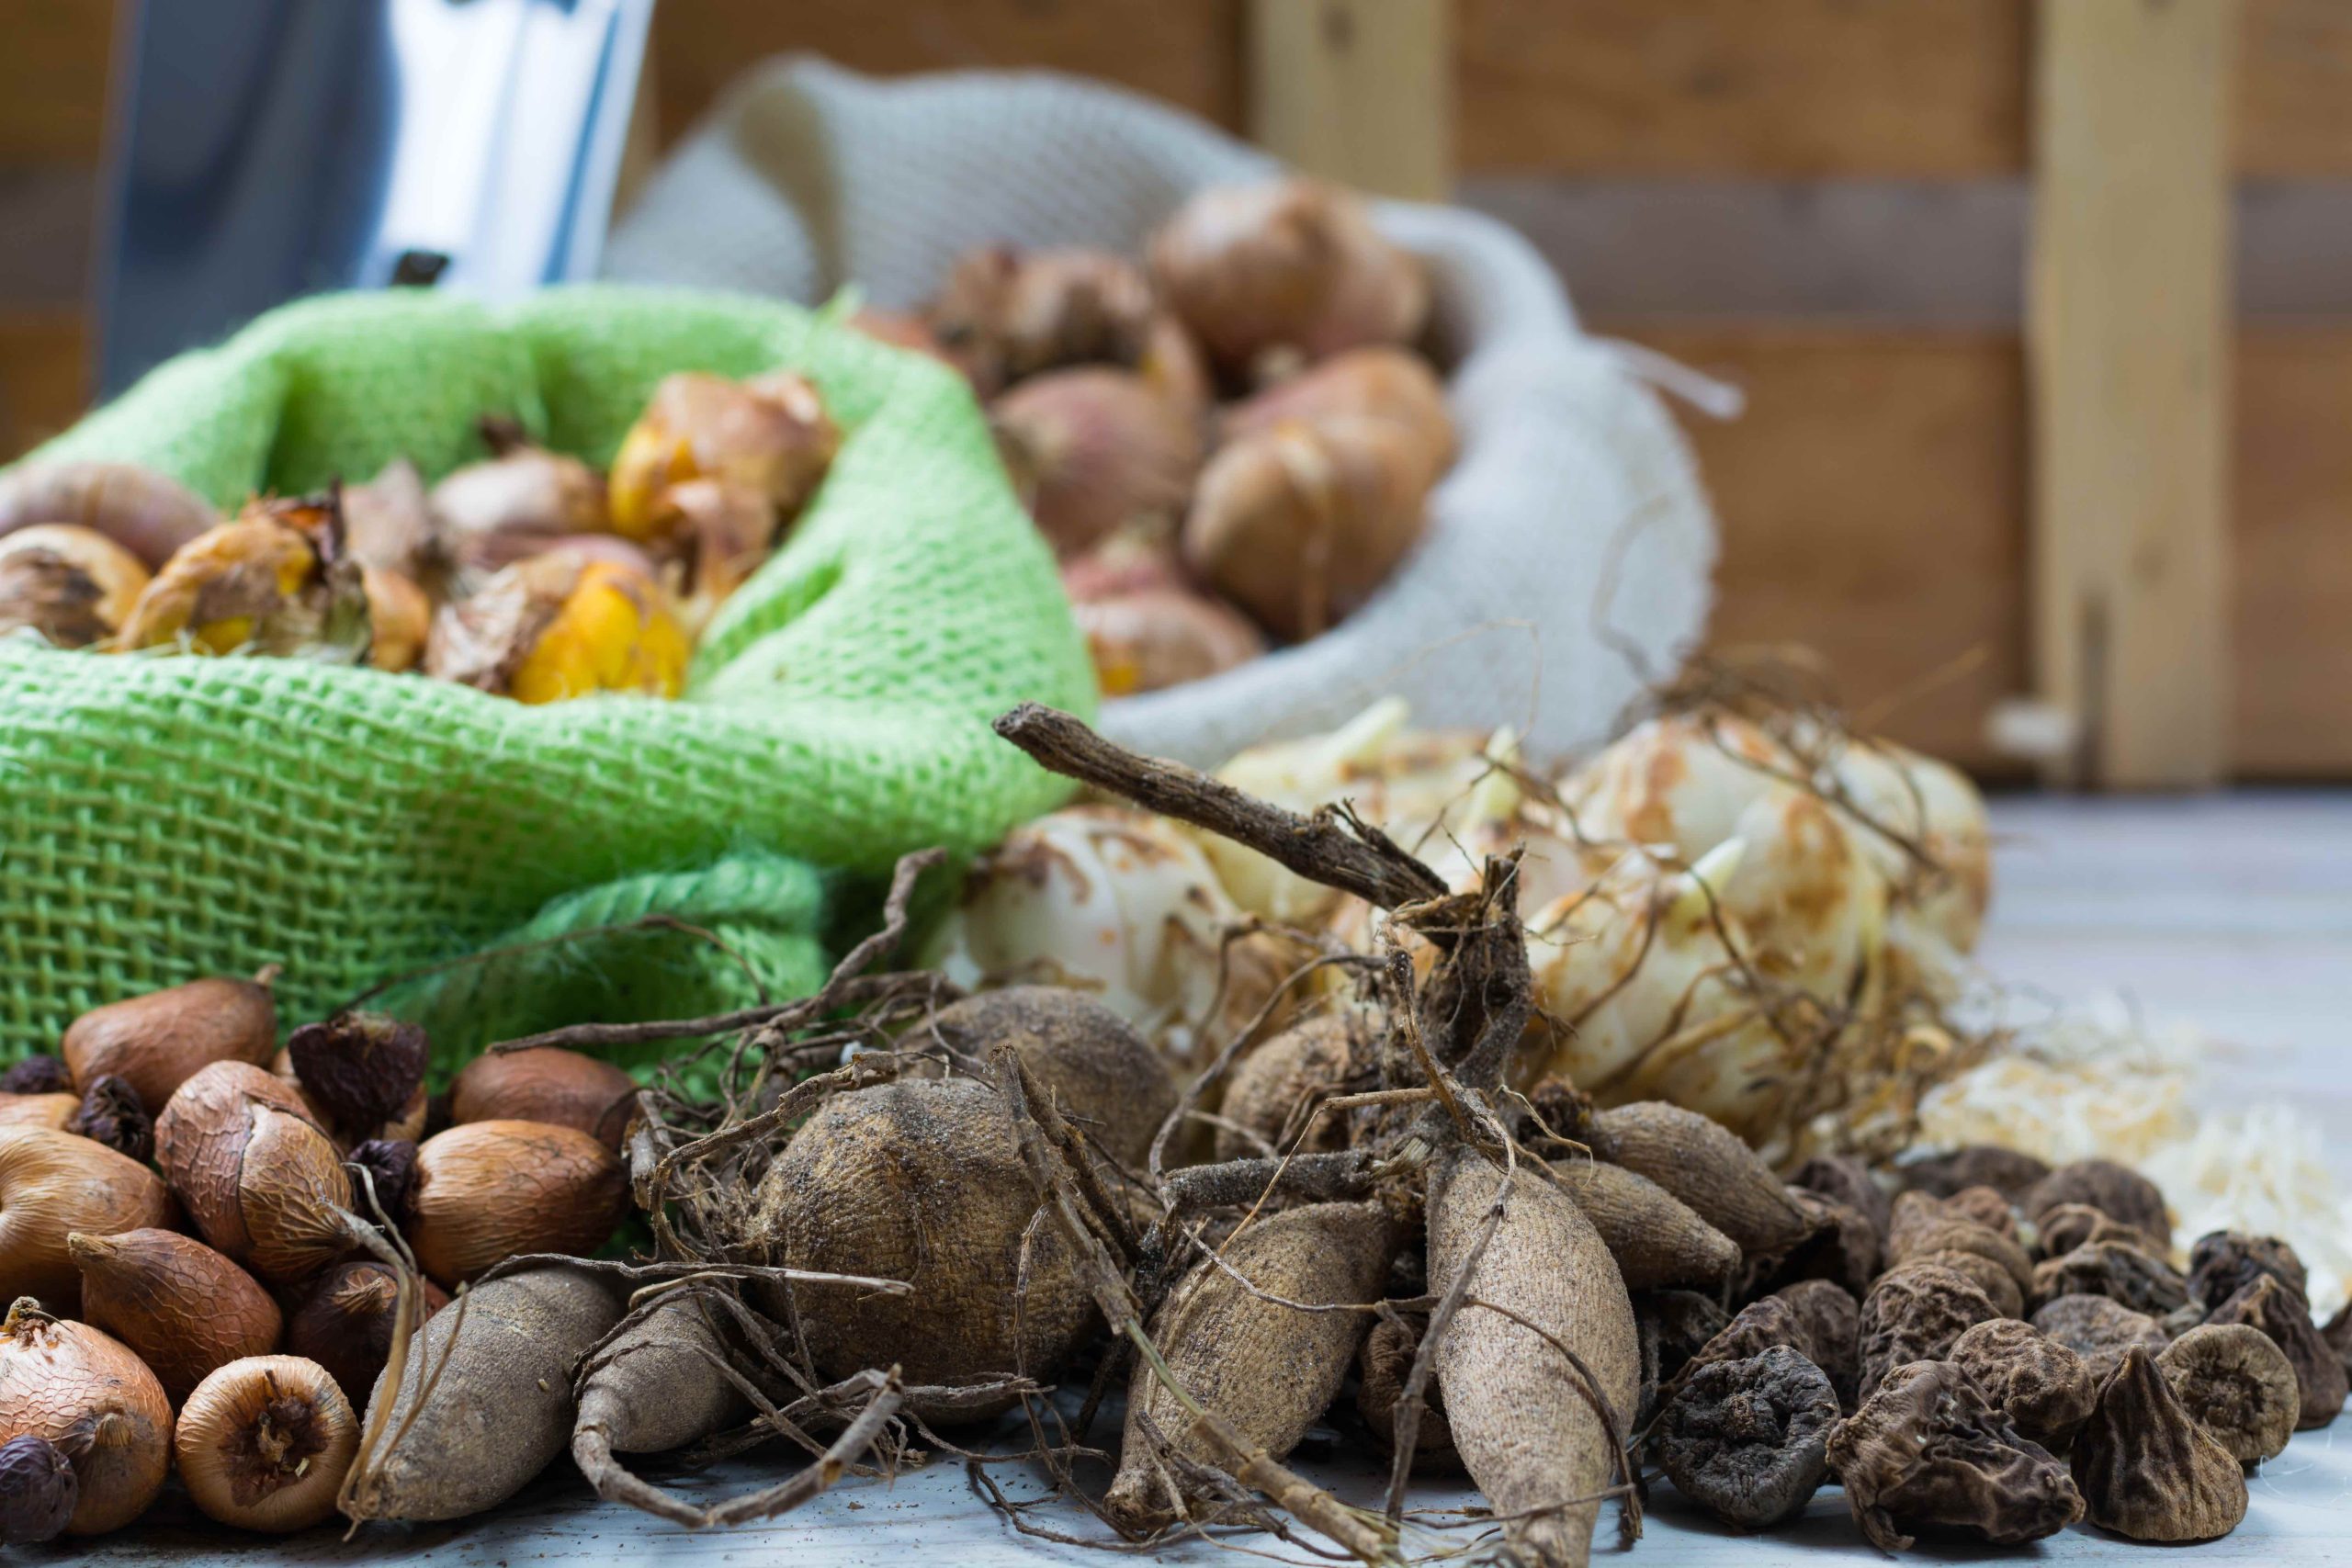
[993,704,1446,914]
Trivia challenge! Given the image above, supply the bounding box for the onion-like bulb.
[174,1355,358,1532]
[404,1121,628,1288]
[0,525,152,648]
[154,1063,363,1284]
[0,1127,177,1314]
[1148,178,1429,380]
[0,1300,171,1535]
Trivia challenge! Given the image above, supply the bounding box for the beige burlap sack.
[605,58,1716,762]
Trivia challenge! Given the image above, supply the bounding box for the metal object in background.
[96,0,652,396]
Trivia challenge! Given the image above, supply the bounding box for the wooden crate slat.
[1454,0,2029,177]
[2030,0,2235,788]
[0,309,88,460]
[2233,329,2352,776]
[1248,0,1451,199]
[1611,323,2030,775]
[648,0,1248,146]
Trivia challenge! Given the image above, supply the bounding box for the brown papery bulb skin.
[285,1259,450,1411]
[62,973,278,1115]
[405,1120,628,1288]
[1221,346,1454,468]
[1149,178,1430,380]
[0,525,153,647]
[0,459,219,569]
[926,245,1158,395]
[606,369,839,542]
[67,1228,283,1406]
[428,442,609,573]
[154,1061,315,1258]
[1182,412,1442,642]
[1057,528,1189,604]
[449,1048,640,1151]
[1076,587,1265,697]
[175,1355,358,1533]
[0,1302,172,1535]
[992,368,1204,558]
[0,1093,78,1132]
[0,1432,76,1545]
[155,1064,356,1282]
[0,1128,177,1314]
[361,565,432,672]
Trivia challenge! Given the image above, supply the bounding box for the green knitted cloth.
[0,287,1091,1066]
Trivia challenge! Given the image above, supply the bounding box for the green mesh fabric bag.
[0,286,1091,1067]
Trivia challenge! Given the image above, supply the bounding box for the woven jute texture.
[0,286,1092,1064]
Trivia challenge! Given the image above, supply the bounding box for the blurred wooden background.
[4,0,2347,784]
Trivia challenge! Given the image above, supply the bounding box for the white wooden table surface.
[85,793,2352,1564]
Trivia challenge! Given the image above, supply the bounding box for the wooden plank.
[647,0,1247,146]
[1609,323,2029,776]
[1454,0,2029,176]
[2238,0,2352,175]
[2029,0,2234,788]
[2233,328,2352,776]
[0,0,116,164]
[0,309,87,461]
[1247,0,1450,198]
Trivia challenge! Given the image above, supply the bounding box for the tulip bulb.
[607,370,837,543]
[425,552,689,703]
[116,498,370,662]
[0,525,152,648]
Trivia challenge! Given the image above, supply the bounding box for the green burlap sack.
[0,286,1091,1067]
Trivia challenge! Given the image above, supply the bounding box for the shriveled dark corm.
[1910,1247,2025,1320]
[2034,1202,2148,1261]
[2207,1273,2348,1430]
[2159,1300,2210,1340]
[2072,1346,2246,1542]
[2022,1159,2169,1241]
[1791,1152,1891,1237]
[1948,1319,2096,1452]
[1887,1192,2033,1299]
[287,1010,429,1134]
[0,1434,76,1546]
[1859,1261,1999,1400]
[2158,1323,2301,1463]
[1748,1189,1880,1305]
[1826,1359,2083,1552]
[1940,1185,2019,1239]
[1655,1346,1838,1529]
[1900,1145,2051,1202]
[0,1055,72,1097]
[346,1137,419,1223]
[1675,1295,1815,1402]
[2030,1239,2188,1316]
[65,1073,152,1162]
[1770,1279,1861,1411]
[1636,1289,1731,1424]
[2187,1231,2309,1313]
[2031,1293,2171,1380]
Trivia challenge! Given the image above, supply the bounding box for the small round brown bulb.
[0,1434,75,1545]
[174,1355,359,1532]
